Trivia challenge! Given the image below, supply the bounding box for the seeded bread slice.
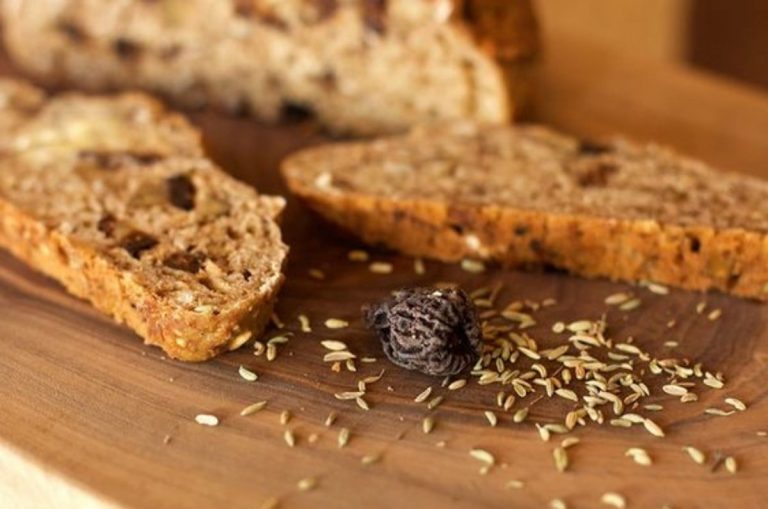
[1,0,538,134]
[283,122,768,300]
[0,79,288,360]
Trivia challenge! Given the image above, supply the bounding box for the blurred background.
[536,0,768,90]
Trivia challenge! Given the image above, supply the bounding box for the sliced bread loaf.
[1,0,538,134]
[282,122,768,300]
[0,79,288,360]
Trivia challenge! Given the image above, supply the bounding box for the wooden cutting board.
[2,34,768,509]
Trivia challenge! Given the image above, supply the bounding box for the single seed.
[724,456,738,474]
[553,446,569,473]
[601,492,627,509]
[369,261,393,274]
[334,391,365,400]
[556,388,579,402]
[707,308,722,321]
[348,249,369,262]
[321,340,348,351]
[643,418,665,438]
[356,397,370,411]
[238,365,258,382]
[643,404,663,411]
[647,282,669,295]
[324,318,349,329]
[567,320,592,333]
[423,416,435,434]
[725,397,746,411]
[448,379,467,391]
[704,408,735,417]
[413,258,426,275]
[427,395,444,410]
[683,446,706,464]
[260,496,280,509]
[323,351,356,362]
[228,330,253,351]
[605,292,631,305]
[703,377,725,389]
[361,453,382,465]
[240,401,267,416]
[513,407,529,423]
[506,480,525,489]
[280,410,291,425]
[619,298,641,311]
[195,414,219,426]
[552,322,566,333]
[414,386,433,403]
[625,447,652,466]
[324,412,337,427]
[461,259,486,273]
[696,301,707,314]
[284,429,295,447]
[469,448,495,466]
[338,428,350,448]
[561,437,580,448]
[307,433,319,444]
[297,477,316,491]
[308,268,325,280]
[537,424,551,442]
[662,384,688,396]
[266,343,277,362]
[550,499,568,509]
[298,314,311,332]
[484,411,498,427]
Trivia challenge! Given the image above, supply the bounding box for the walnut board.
[2,34,768,509]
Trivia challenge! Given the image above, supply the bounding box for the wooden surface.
[2,36,768,509]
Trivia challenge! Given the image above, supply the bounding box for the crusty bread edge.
[0,198,286,361]
[282,162,768,301]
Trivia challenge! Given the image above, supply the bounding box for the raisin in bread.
[0,0,538,135]
[283,122,768,300]
[0,79,288,361]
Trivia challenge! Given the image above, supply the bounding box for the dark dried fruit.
[56,20,87,43]
[314,0,338,21]
[280,101,314,122]
[163,252,203,273]
[121,231,158,258]
[97,214,117,236]
[113,38,142,60]
[363,287,481,376]
[578,139,613,155]
[167,175,196,210]
[575,162,618,187]
[362,0,387,35]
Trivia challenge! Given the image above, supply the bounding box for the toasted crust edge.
[0,198,286,361]
[282,161,768,301]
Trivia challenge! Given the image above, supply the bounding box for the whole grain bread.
[0,78,288,361]
[1,0,538,135]
[282,122,768,300]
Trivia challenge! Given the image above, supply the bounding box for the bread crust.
[0,80,288,361]
[282,128,768,301]
[1,0,538,132]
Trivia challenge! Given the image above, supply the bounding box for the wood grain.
[2,37,768,509]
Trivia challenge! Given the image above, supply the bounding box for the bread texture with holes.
[283,122,768,300]
[0,78,288,360]
[1,0,538,134]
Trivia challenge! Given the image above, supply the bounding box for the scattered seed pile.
[190,251,751,509]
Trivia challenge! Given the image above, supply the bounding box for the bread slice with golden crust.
[0,79,288,360]
[282,122,768,300]
[1,0,538,134]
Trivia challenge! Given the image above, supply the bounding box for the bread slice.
[282,122,768,300]
[1,0,538,134]
[0,79,288,360]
